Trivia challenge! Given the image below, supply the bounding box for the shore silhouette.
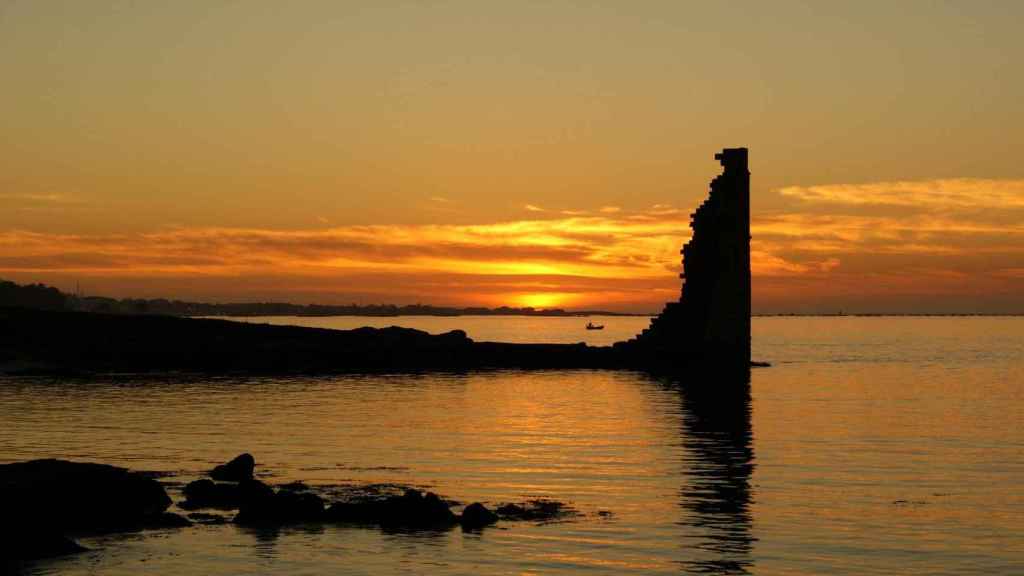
[1,149,753,378]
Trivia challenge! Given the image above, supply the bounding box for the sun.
[514,292,574,309]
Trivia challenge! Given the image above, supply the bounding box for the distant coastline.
[2,279,1019,318]
[75,300,651,318]
[0,279,647,317]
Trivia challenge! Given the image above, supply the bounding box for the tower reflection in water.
[674,370,755,574]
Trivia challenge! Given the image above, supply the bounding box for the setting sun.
[514,292,576,309]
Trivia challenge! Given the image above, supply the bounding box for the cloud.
[524,204,545,212]
[0,215,692,309]
[599,206,621,213]
[778,178,1024,210]
[0,193,86,212]
[648,204,680,216]
[2,179,1022,312]
[750,178,1024,312]
[0,215,688,281]
[0,193,75,203]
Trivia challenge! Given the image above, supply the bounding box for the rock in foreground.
[0,307,622,374]
[0,459,174,530]
[210,453,255,482]
[495,499,578,522]
[459,502,499,530]
[0,459,183,561]
[182,478,274,510]
[235,489,326,526]
[324,489,457,529]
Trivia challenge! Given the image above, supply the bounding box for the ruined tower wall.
[622,147,750,369]
[696,148,750,364]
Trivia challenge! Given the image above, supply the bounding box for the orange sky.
[1,2,1022,313]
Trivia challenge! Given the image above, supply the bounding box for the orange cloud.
[2,179,1022,312]
[778,178,1024,209]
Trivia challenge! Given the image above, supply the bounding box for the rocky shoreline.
[1,307,763,377]
[1,306,625,375]
[1,454,581,567]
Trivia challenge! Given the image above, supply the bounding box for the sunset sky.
[2,1,1022,313]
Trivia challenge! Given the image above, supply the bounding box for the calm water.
[2,316,1022,575]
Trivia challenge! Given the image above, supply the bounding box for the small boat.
[585,322,605,330]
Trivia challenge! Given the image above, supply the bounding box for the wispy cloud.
[779,178,1024,209]
[524,204,545,212]
[0,193,76,203]
[2,179,1022,311]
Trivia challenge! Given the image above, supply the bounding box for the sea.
[1,316,1022,575]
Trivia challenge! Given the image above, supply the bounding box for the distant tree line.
[0,279,639,317]
[0,280,67,311]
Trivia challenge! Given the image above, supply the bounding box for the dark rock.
[210,453,255,482]
[0,459,178,560]
[239,478,276,503]
[495,499,576,522]
[379,490,457,529]
[459,502,498,530]
[496,503,528,518]
[145,512,192,529]
[324,499,389,525]
[182,478,216,499]
[234,489,325,526]
[279,491,326,521]
[325,489,457,529]
[0,459,172,532]
[181,478,273,510]
[0,306,623,375]
[181,479,234,509]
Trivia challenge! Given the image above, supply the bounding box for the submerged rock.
[495,499,577,522]
[323,499,389,525]
[234,488,326,526]
[459,502,498,530]
[325,489,457,529]
[181,479,234,509]
[181,478,273,510]
[210,453,255,482]
[380,490,457,529]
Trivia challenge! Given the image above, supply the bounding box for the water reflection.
[238,525,281,559]
[674,371,755,574]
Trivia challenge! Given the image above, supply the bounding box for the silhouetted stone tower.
[622,148,751,370]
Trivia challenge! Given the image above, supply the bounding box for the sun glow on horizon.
[513,292,577,310]
[1,176,1023,313]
